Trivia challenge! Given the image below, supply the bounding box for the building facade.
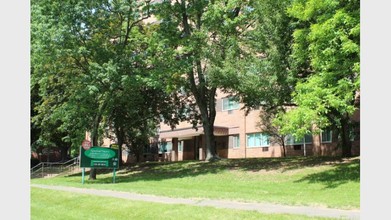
[157,90,360,162]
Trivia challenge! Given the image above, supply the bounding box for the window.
[222,97,239,111]
[304,134,313,143]
[178,141,183,152]
[232,135,240,148]
[262,147,269,152]
[321,129,332,143]
[159,141,172,153]
[286,134,313,145]
[349,123,359,141]
[166,142,172,152]
[229,135,240,149]
[247,133,270,147]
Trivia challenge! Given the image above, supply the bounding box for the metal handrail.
[30,157,79,178]
[31,162,44,172]
[31,157,78,170]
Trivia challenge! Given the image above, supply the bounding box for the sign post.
[113,168,116,183]
[79,141,119,184]
[82,168,85,184]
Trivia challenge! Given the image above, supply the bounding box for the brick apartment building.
[34,88,359,164]
[156,90,360,162]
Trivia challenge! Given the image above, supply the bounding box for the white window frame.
[321,130,332,143]
[178,141,183,152]
[222,97,239,111]
[232,135,240,148]
[159,141,173,153]
[246,133,270,148]
[286,134,313,145]
[166,141,172,152]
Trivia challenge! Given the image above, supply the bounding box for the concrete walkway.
[31,184,360,219]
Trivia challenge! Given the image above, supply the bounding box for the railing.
[31,157,80,179]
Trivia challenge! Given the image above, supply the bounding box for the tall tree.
[234,0,295,112]
[31,0,179,179]
[276,0,360,156]
[222,0,295,158]
[153,0,256,161]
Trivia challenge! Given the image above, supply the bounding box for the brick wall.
[158,89,360,160]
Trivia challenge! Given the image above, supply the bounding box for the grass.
[31,187,336,220]
[31,156,360,209]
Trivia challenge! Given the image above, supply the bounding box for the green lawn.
[31,156,360,209]
[31,187,335,220]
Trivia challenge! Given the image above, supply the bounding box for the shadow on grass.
[65,168,121,184]
[64,156,360,185]
[294,158,360,188]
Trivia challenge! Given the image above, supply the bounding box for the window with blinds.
[246,133,270,147]
[286,134,313,145]
[222,97,239,111]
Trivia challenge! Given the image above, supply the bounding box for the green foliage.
[152,0,258,159]
[274,107,321,140]
[31,0,360,159]
[31,0,180,159]
[231,0,295,112]
[275,0,359,145]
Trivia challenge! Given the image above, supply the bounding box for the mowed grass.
[31,187,335,220]
[31,156,360,209]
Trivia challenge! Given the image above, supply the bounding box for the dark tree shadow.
[65,168,121,184]
[294,159,360,188]
[64,156,360,185]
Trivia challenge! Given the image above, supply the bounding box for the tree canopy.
[275,0,360,156]
[31,0,360,165]
[31,0,183,178]
[151,0,258,160]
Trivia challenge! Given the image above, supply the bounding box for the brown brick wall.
[157,89,360,160]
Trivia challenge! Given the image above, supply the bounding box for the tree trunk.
[117,140,123,167]
[89,136,97,180]
[89,114,101,180]
[279,136,287,157]
[60,146,69,161]
[136,152,141,163]
[204,121,218,161]
[282,144,286,157]
[179,2,219,161]
[340,118,352,157]
[88,96,111,180]
[194,90,219,161]
[114,125,124,166]
[199,89,219,161]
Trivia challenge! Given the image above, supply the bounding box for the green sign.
[80,146,119,168]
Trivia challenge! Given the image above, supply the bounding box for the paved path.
[31,184,360,219]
